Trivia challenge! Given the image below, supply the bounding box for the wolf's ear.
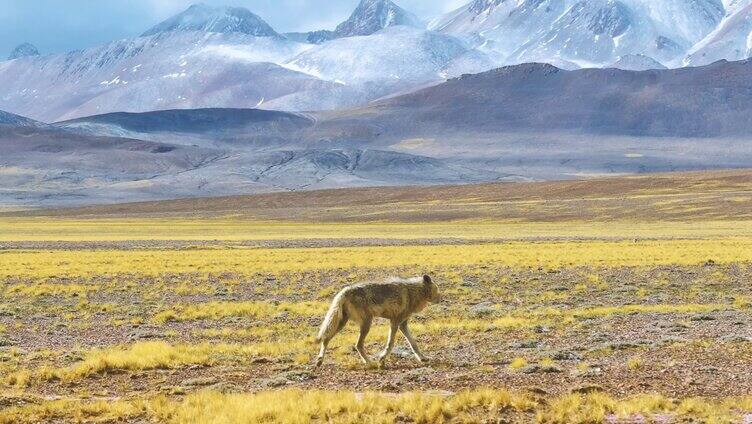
[423,275,432,285]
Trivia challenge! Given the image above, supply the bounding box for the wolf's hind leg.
[378,321,400,364]
[399,321,427,363]
[355,317,373,365]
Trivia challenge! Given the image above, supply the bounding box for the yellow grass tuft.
[6,340,310,385]
[509,357,528,370]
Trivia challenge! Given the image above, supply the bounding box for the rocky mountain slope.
[0,107,511,207]
[334,0,423,37]
[286,0,423,44]
[685,1,752,65]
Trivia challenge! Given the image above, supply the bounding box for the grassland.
[1,170,751,423]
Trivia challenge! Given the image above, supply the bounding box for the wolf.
[315,275,441,367]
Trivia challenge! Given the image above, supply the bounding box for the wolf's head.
[423,275,441,303]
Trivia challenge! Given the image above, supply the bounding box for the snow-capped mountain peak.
[8,42,40,60]
[142,3,279,37]
[432,0,725,67]
[334,0,424,38]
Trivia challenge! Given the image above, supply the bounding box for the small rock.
[570,384,605,394]
[550,285,568,292]
[573,367,603,377]
[526,387,549,395]
[182,377,218,387]
[690,315,716,322]
[206,382,241,393]
[521,364,562,374]
[513,340,539,349]
[381,382,400,392]
[460,280,478,287]
[469,302,495,317]
[534,325,550,334]
[721,335,749,343]
[128,331,162,341]
[400,367,432,383]
[553,350,583,361]
[261,376,288,388]
[282,370,314,382]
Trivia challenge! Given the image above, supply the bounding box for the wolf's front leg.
[378,321,400,365]
[315,340,327,367]
[399,321,428,363]
[355,318,373,365]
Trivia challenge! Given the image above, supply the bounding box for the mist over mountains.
[2,0,752,207]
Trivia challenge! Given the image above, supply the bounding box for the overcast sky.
[0,0,468,57]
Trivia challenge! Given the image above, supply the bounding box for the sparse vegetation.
[1,172,751,422]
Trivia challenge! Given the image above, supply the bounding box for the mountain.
[58,108,314,147]
[611,54,667,70]
[329,59,752,138]
[334,0,423,37]
[284,26,494,95]
[142,3,279,37]
[284,0,423,44]
[431,0,725,67]
[8,43,39,60]
[0,110,42,127]
[296,59,752,179]
[685,2,752,66]
[0,29,330,122]
[1,110,507,207]
[8,58,752,207]
[0,2,472,122]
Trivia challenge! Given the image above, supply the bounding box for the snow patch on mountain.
[285,26,493,87]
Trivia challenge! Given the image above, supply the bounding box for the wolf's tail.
[317,289,347,342]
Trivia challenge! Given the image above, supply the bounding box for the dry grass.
[2,238,752,279]
[1,170,752,422]
[2,390,752,423]
[9,168,751,222]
